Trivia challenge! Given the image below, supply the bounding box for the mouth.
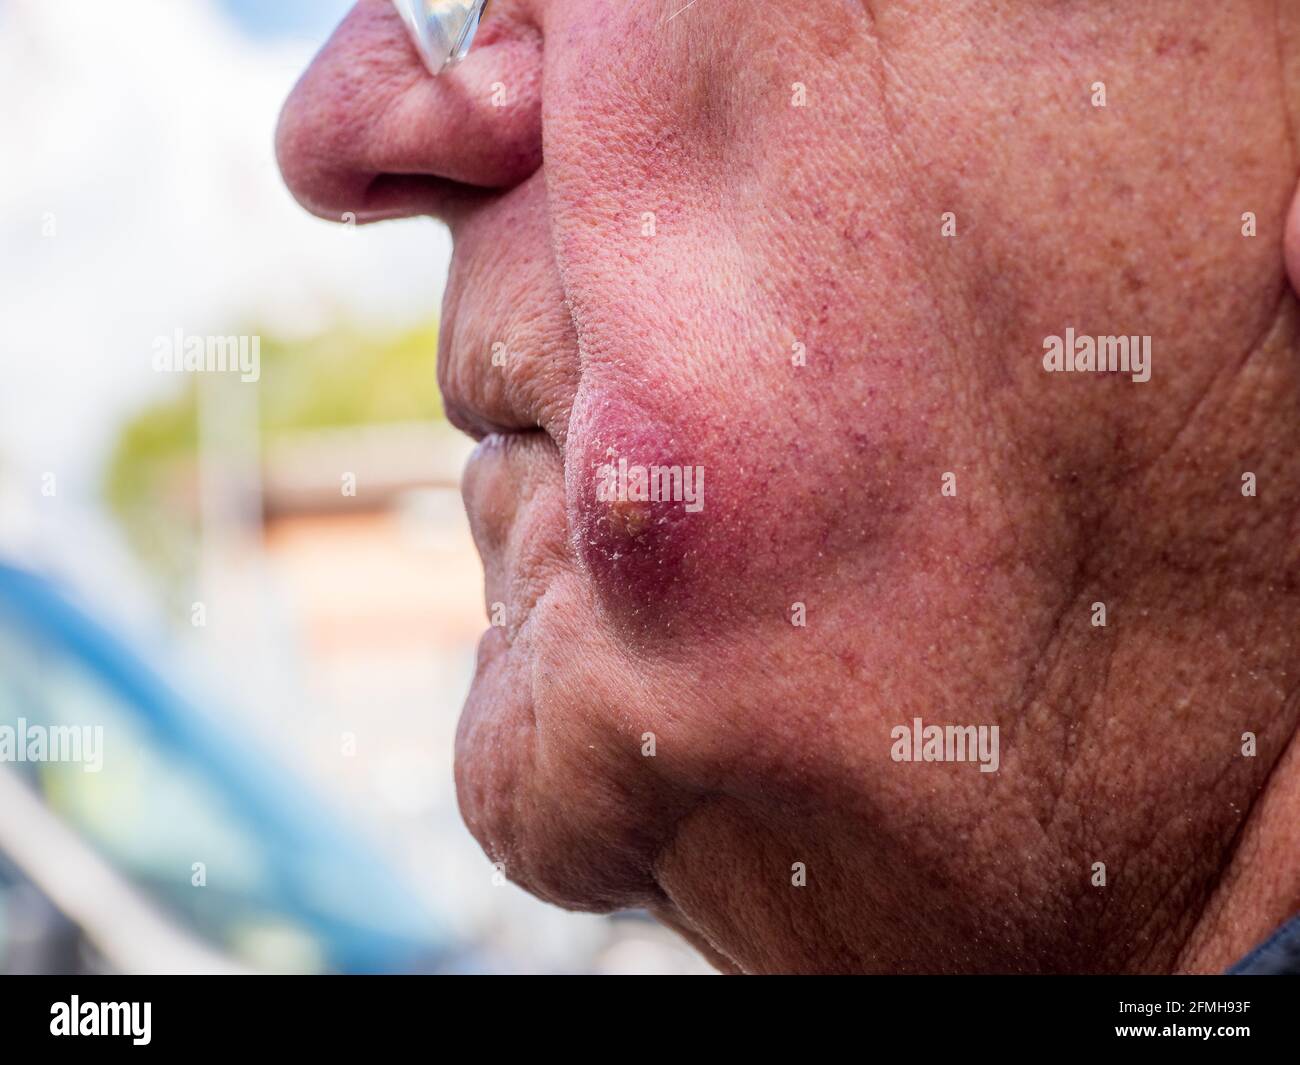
[435,172,580,449]
[460,425,568,630]
[433,173,583,635]
[466,426,553,465]
[443,394,551,444]
[462,427,560,506]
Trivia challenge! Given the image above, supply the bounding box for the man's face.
[279,0,1300,972]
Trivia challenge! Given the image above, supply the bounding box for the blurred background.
[0,0,708,974]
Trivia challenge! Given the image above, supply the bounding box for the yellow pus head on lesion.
[595,447,652,540]
[605,497,650,539]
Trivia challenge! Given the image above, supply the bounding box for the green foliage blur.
[105,320,442,588]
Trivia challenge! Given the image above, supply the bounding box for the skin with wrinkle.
[279,0,1300,972]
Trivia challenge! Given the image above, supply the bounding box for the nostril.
[274,81,426,225]
[276,0,543,225]
[361,172,480,223]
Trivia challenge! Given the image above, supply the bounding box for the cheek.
[563,380,891,638]
[1287,191,1300,299]
[566,391,726,624]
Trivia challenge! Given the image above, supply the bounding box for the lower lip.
[461,426,563,538]
[475,622,507,661]
[464,430,551,490]
[470,428,549,455]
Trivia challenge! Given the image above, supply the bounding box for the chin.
[453,565,682,913]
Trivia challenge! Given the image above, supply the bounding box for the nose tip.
[276,0,542,225]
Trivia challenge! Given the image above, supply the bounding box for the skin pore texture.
[278,0,1300,972]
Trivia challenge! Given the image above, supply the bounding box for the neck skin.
[1171,290,1300,970]
[1208,29,1300,970]
[1182,729,1300,971]
[1098,13,1300,974]
[1049,292,1300,974]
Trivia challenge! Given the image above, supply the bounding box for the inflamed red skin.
[567,392,714,623]
[279,0,1300,973]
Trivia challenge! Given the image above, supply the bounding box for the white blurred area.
[0,0,710,974]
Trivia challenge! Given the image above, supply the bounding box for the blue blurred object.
[0,561,452,973]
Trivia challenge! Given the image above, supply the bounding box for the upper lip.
[438,308,554,443]
[433,171,577,451]
[436,268,576,450]
[441,392,541,442]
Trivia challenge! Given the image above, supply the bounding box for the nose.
[276,0,542,225]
